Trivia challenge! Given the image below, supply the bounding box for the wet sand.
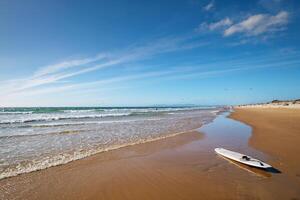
[1,111,300,199]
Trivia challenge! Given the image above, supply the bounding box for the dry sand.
[1,109,300,199]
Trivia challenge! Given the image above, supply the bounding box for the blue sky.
[1,0,300,106]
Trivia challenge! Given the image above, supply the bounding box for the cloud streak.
[5,53,300,98]
[208,18,232,31]
[0,34,207,97]
[1,50,300,106]
[33,54,108,77]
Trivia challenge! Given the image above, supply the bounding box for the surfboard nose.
[214,148,223,153]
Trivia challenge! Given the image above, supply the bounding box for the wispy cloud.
[33,54,107,77]
[210,18,232,30]
[203,1,214,11]
[0,34,207,98]
[1,67,194,105]
[1,48,300,106]
[201,18,233,31]
[224,11,288,36]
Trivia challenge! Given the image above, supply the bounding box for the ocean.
[0,106,220,179]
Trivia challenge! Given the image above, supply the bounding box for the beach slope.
[1,109,300,199]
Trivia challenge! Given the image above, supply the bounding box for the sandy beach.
[1,109,300,199]
[1,0,300,199]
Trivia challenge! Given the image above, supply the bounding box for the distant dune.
[236,99,300,109]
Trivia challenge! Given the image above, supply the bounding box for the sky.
[0,0,300,107]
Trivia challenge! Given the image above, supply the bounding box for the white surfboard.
[215,148,272,169]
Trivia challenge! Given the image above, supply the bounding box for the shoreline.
[0,128,202,181]
[1,108,300,199]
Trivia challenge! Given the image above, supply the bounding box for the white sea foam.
[0,129,200,180]
[0,113,132,124]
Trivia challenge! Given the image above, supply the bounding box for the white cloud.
[224,11,288,37]
[203,1,214,11]
[196,17,232,33]
[208,18,233,30]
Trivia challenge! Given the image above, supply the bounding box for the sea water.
[0,106,221,179]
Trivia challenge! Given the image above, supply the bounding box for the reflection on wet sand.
[217,155,272,178]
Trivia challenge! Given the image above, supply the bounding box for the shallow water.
[199,112,266,157]
[197,112,271,177]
